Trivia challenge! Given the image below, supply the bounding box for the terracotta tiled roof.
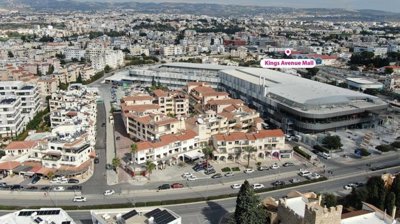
[153,89,168,97]
[0,161,21,170]
[122,95,153,102]
[122,104,159,113]
[207,99,244,106]
[136,130,197,151]
[5,141,39,150]
[213,129,284,142]
[193,86,215,94]
[202,92,229,97]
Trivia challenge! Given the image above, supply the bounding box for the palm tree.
[47,171,54,180]
[202,146,214,171]
[145,160,156,180]
[130,143,137,164]
[243,146,257,168]
[112,157,121,173]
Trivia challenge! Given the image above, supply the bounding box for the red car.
[171,183,184,189]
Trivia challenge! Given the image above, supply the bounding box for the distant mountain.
[3,0,400,21]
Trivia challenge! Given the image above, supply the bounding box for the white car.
[308,173,321,180]
[344,183,357,190]
[299,170,312,177]
[187,176,198,181]
[181,173,193,178]
[270,164,280,169]
[244,168,255,174]
[52,186,65,191]
[231,184,242,189]
[104,189,115,196]
[73,196,87,202]
[225,172,234,177]
[59,179,68,184]
[252,183,265,189]
[290,178,301,183]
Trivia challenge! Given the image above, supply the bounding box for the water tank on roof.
[197,118,204,124]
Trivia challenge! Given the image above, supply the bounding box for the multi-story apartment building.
[152,89,189,116]
[0,97,24,138]
[64,47,86,61]
[37,76,58,106]
[211,129,290,161]
[0,81,40,124]
[162,45,184,56]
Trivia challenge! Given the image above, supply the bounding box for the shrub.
[358,148,371,157]
[390,141,400,149]
[375,145,395,152]
[221,167,231,172]
[293,146,311,160]
[231,167,240,172]
[313,145,329,153]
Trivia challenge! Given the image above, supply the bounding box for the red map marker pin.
[285,49,291,56]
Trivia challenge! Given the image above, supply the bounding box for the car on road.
[319,152,332,160]
[181,173,193,178]
[224,172,234,177]
[31,175,40,184]
[26,186,38,190]
[270,163,280,169]
[94,158,99,164]
[283,162,295,167]
[258,166,269,171]
[187,176,198,181]
[158,184,171,190]
[252,183,265,190]
[171,183,184,189]
[290,178,301,184]
[244,168,255,174]
[10,185,23,191]
[308,173,321,180]
[344,183,358,190]
[101,122,106,127]
[116,136,121,140]
[41,186,51,191]
[104,189,115,195]
[67,185,82,191]
[0,182,7,187]
[271,181,285,187]
[231,184,242,189]
[68,179,79,184]
[53,186,65,191]
[211,173,223,179]
[299,170,312,177]
[73,196,87,202]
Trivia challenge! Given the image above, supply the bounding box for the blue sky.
[81,0,400,13]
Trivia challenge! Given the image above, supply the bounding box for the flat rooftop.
[284,197,308,218]
[0,208,76,224]
[341,212,387,224]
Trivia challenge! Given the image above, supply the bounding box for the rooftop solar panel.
[17,210,60,216]
[153,210,176,224]
[121,209,138,220]
[144,208,161,218]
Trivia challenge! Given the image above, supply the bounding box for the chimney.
[392,206,397,219]
[318,194,322,206]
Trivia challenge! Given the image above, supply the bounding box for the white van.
[299,170,312,177]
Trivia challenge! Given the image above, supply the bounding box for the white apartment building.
[152,89,189,116]
[0,208,76,224]
[64,47,86,61]
[130,45,150,56]
[0,98,24,138]
[37,76,58,106]
[135,130,199,164]
[87,48,124,72]
[162,45,184,56]
[0,81,40,124]
[211,129,291,161]
[354,45,388,57]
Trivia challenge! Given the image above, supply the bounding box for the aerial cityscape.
[0,0,400,224]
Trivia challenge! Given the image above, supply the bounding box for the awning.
[56,159,91,176]
[36,167,55,176]
[182,150,204,160]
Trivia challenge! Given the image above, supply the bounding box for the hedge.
[376,144,395,152]
[313,145,329,153]
[391,142,400,149]
[221,167,231,172]
[293,146,311,160]
[231,167,240,172]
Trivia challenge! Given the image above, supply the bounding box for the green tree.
[202,146,214,171]
[145,160,156,180]
[322,135,342,149]
[391,175,400,207]
[112,157,121,173]
[243,146,257,168]
[47,171,54,180]
[322,193,337,208]
[348,188,368,209]
[7,51,14,58]
[385,67,394,74]
[366,176,386,210]
[76,73,83,83]
[130,143,137,164]
[0,150,5,159]
[385,192,396,216]
[36,65,42,76]
[234,180,266,224]
[104,65,112,73]
[47,64,54,75]
[151,76,156,87]
[306,67,320,76]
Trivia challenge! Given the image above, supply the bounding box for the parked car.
[271,181,285,187]
[224,172,234,177]
[171,183,184,189]
[158,184,171,190]
[59,179,68,184]
[68,179,79,184]
[258,166,269,171]
[181,173,193,178]
[0,182,7,187]
[31,175,40,184]
[204,169,216,175]
[252,183,265,189]
[101,123,106,127]
[187,176,198,181]
[290,178,301,183]
[73,196,87,202]
[104,189,115,196]
[94,158,99,164]
[270,163,280,169]
[344,183,358,190]
[319,152,332,160]
[231,184,242,189]
[211,173,223,179]
[283,162,295,167]
[53,186,65,192]
[26,186,38,190]
[41,186,51,191]
[244,168,255,174]
[308,173,321,180]
[10,185,23,191]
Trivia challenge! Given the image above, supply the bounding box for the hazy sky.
[81,0,400,13]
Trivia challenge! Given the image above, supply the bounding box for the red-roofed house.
[211,129,290,161]
[4,141,40,156]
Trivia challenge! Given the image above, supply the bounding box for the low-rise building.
[0,208,76,224]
